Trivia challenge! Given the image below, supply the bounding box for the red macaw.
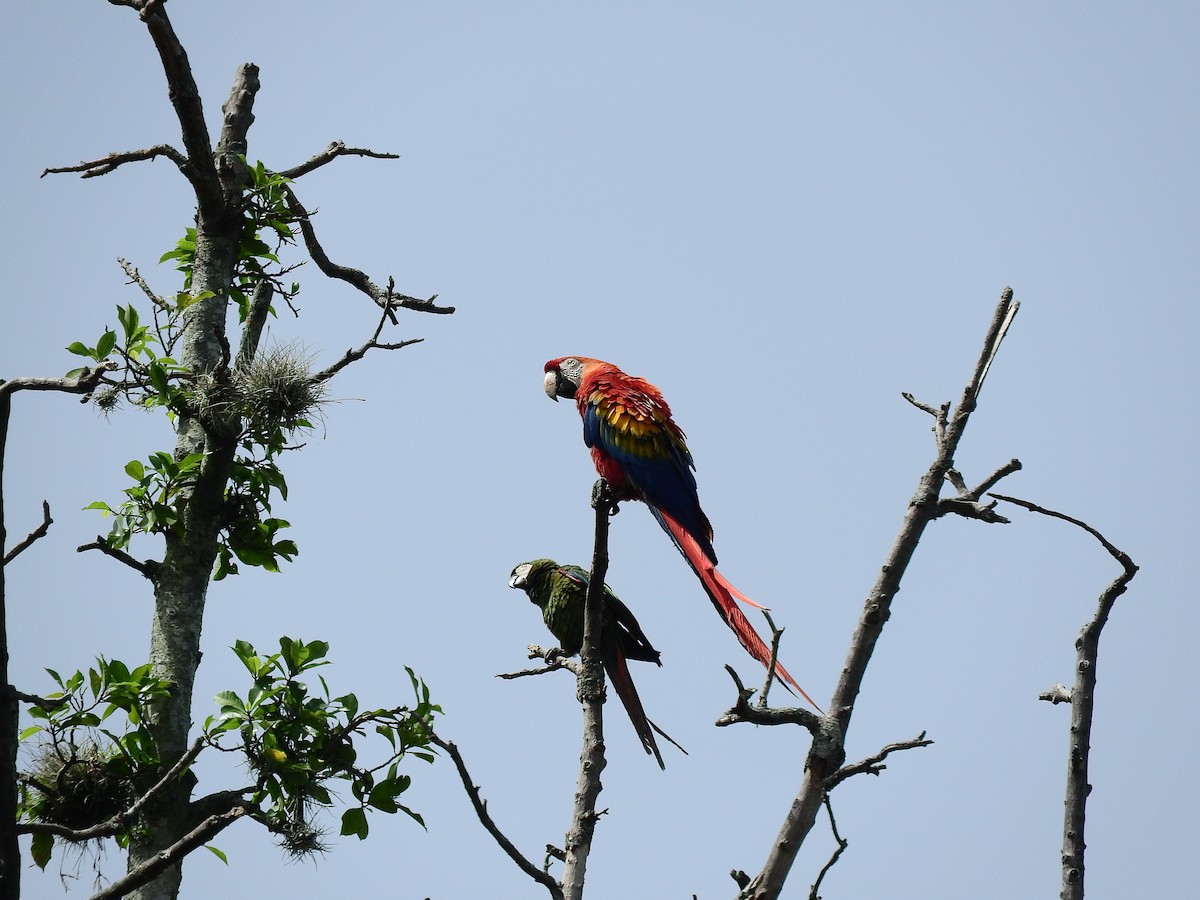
[543,356,818,709]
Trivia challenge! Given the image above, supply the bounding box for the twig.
[41,145,192,181]
[989,493,1137,900]
[76,537,158,579]
[715,666,821,735]
[281,186,454,320]
[3,501,52,566]
[429,734,563,899]
[757,611,785,708]
[808,797,849,900]
[497,646,580,680]
[934,458,1023,523]
[276,141,400,180]
[118,258,171,311]
[311,295,424,383]
[824,732,933,790]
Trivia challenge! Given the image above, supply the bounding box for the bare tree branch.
[808,797,849,900]
[559,480,615,900]
[429,734,563,900]
[87,805,248,900]
[118,258,171,311]
[3,501,52,566]
[76,537,158,579]
[757,611,785,708]
[41,145,192,181]
[715,666,821,735]
[0,362,118,403]
[311,294,424,383]
[824,733,933,790]
[276,141,400,180]
[740,288,1020,900]
[111,0,228,218]
[934,458,1024,523]
[989,493,1137,900]
[496,646,580,680]
[281,186,455,319]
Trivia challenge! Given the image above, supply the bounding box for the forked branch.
[739,288,1020,900]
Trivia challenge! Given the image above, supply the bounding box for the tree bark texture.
[120,7,260,898]
[0,393,19,900]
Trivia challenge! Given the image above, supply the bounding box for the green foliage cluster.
[18,640,440,867]
[19,660,173,869]
[69,159,312,580]
[205,638,440,851]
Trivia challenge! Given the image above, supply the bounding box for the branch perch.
[558,480,615,900]
[989,493,1137,900]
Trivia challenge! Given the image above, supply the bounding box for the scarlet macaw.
[543,356,817,709]
[509,558,679,768]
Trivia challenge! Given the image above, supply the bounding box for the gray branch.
[41,145,192,181]
[740,288,1020,900]
[430,734,563,899]
[77,537,158,580]
[310,296,424,384]
[559,481,615,900]
[87,805,248,900]
[276,140,400,180]
[989,493,1137,900]
[715,665,821,735]
[824,733,934,790]
[3,501,52,566]
[281,185,455,319]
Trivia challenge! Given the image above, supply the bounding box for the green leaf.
[66,341,93,357]
[149,363,169,395]
[341,807,369,840]
[31,831,53,870]
[18,725,42,741]
[124,459,146,481]
[205,845,229,865]
[96,329,117,360]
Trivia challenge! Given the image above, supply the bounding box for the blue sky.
[2,2,1197,898]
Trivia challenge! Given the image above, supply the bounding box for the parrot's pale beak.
[509,563,532,589]
[543,369,560,401]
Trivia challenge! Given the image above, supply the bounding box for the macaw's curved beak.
[509,563,532,589]
[543,369,561,401]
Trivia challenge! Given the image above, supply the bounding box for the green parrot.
[508,558,680,769]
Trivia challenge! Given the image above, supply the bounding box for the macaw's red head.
[543,356,596,401]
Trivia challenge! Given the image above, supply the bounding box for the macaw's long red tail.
[604,649,666,769]
[649,505,822,711]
